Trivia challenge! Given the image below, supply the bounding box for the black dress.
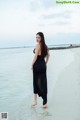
[32,48,47,105]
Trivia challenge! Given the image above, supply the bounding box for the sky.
[0,0,80,48]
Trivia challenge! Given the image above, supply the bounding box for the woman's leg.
[43,93,47,104]
[34,93,37,102]
[32,70,38,106]
[32,93,38,106]
[42,94,48,108]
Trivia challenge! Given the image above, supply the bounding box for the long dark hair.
[36,32,48,58]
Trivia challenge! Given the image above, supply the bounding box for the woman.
[31,32,50,108]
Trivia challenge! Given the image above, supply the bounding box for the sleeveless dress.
[32,48,47,105]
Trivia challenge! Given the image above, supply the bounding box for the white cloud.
[37,5,80,36]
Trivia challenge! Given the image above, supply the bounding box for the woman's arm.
[45,49,50,65]
[31,44,40,69]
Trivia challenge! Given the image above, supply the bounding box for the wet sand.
[47,47,80,120]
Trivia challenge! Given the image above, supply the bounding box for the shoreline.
[49,44,80,50]
[47,47,80,120]
[0,44,80,50]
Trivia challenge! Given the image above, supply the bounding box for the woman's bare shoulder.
[35,43,40,49]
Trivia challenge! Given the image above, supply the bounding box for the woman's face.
[36,34,41,43]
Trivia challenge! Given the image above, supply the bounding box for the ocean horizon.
[0,43,80,49]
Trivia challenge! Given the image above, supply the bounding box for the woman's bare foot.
[31,101,37,106]
[42,104,48,108]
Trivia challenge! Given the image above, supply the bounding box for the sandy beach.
[0,47,80,120]
[46,47,80,120]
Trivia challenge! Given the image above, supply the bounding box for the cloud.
[29,0,56,12]
[39,0,56,9]
[29,0,43,12]
[37,5,80,34]
[40,11,72,20]
[0,0,80,47]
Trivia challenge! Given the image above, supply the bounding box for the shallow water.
[0,48,75,120]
